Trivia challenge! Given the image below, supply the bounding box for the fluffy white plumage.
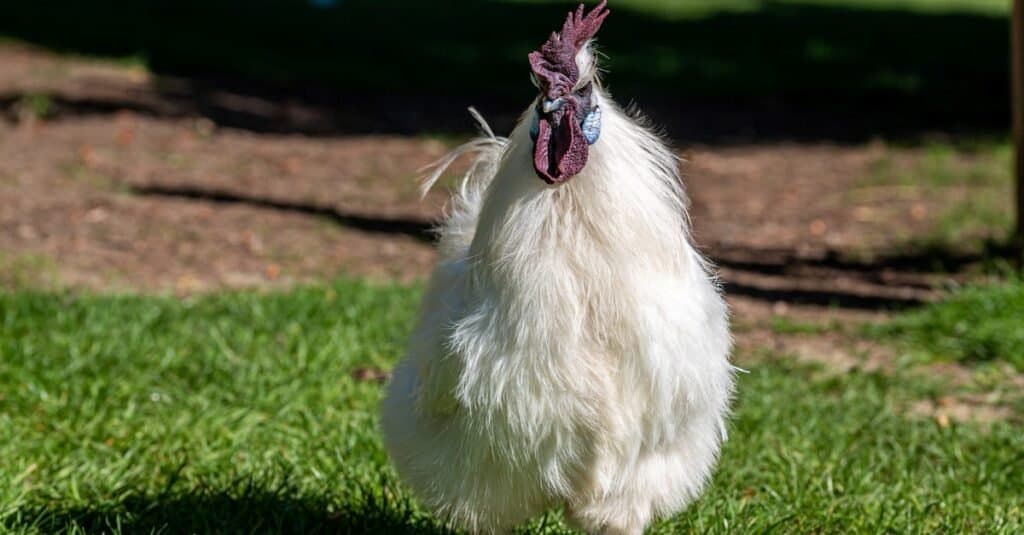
[380,40,734,535]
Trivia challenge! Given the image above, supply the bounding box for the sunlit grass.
[1,281,1021,533]
[858,139,1014,258]
[868,279,1024,371]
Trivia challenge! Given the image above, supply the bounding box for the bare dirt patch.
[3,43,1019,405]
[1,112,969,296]
[0,115,448,291]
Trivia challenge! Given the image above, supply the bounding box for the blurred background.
[0,0,1017,289]
[1,1,1022,533]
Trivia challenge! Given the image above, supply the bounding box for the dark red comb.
[529,1,610,92]
[560,0,610,50]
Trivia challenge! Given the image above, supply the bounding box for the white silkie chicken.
[381,2,734,533]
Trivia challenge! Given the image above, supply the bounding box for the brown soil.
[0,44,973,294]
[2,44,1018,421]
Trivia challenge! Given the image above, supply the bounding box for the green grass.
[14,92,56,121]
[859,139,1014,258]
[869,279,1024,371]
[862,139,1012,188]
[1,281,1021,533]
[0,253,59,291]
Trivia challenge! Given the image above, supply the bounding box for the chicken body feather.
[381,46,733,535]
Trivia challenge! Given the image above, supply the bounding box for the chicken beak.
[541,98,565,114]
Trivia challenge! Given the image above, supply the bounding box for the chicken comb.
[560,0,610,50]
[529,1,610,89]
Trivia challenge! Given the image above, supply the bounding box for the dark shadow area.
[711,240,1017,310]
[721,280,926,310]
[131,184,437,243]
[0,92,181,123]
[0,0,1010,142]
[133,182,1016,311]
[711,239,1018,276]
[8,492,451,535]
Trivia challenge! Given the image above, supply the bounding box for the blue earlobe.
[531,107,600,144]
[582,106,601,145]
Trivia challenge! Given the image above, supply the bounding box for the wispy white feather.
[382,42,733,535]
[418,107,509,259]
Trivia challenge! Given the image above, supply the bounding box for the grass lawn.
[857,139,1015,258]
[869,279,1024,371]
[2,281,1021,534]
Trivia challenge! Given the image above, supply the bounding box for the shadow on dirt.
[713,241,1016,310]
[712,241,1018,277]
[130,182,1014,311]
[131,184,436,243]
[0,0,1010,143]
[721,280,926,310]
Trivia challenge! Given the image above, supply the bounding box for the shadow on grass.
[0,0,1010,141]
[10,491,452,535]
